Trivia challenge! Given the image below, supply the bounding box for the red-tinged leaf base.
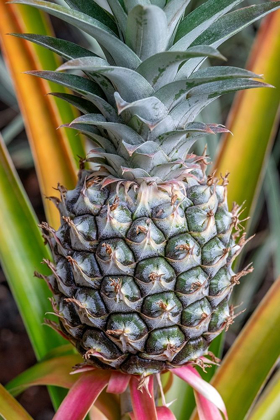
[156,406,177,420]
[172,365,228,420]
[44,356,228,420]
[54,370,110,420]
[129,376,157,420]
[107,371,131,394]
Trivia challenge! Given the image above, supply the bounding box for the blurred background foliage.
[0,0,279,419]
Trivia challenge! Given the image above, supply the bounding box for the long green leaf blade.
[172,0,244,49]
[0,135,65,359]
[10,33,97,60]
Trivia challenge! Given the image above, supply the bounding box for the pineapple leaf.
[178,1,280,78]
[137,46,226,89]
[9,0,141,69]
[69,123,118,153]
[176,66,262,82]
[151,0,166,6]
[6,355,82,397]
[156,76,267,110]
[9,33,97,60]
[194,2,280,48]
[49,92,99,114]
[70,115,145,147]
[126,5,168,60]
[63,0,118,34]
[124,0,151,12]
[169,78,270,127]
[25,70,119,121]
[249,369,280,420]
[107,0,128,34]
[114,93,168,126]
[172,0,244,49]
[0,135,66,360]
[0,385,33,420]
[58,57,155,101]
[164,0,190,35]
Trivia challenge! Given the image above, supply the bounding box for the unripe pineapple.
[17,0,273,377]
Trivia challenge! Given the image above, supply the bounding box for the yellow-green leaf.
[0,385,33,420]
[214,9,280,222]
[0,134,67,406]
[0,3,83,228]
[249,369,280,420]
[6,355,83,397]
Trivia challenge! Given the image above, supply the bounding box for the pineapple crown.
[10,0,279,183]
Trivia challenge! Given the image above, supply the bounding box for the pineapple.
[14,0,275,376]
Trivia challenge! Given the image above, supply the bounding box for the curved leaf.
[63,0,118,33]
[9,0,141,69]
[130,376,157,420]
[0,135,67,407]
[53,371,110,420]
[164,0,190,35]
[6,355,82,397]
[0,135,65,359]
[10,33,97,60]
[177,2,280,78]
[172,0,244,49]
[58,57,154,101]
[107,0,127,34]
[137,46,225,89]
[0,385,33,420]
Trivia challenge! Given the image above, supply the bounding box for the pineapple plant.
[2,0,280,418]
[11,0,274,376]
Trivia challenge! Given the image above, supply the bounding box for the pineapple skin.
[41,168,249,375]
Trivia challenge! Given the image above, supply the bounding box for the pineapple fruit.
[14,0,275,376]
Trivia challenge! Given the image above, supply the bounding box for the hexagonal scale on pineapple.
[45,257,77,297]
[202,236,230,277]
[142,291,182,328]
[96,239,135,275]
[96,199,132,238]
[208,266,236,306]
[143,326,185,361]
[120,355,166,375]
[175,266,209,306]
[152,202,188,238]
[66,175,109,216]
[134,257,176,295]
[106,313,148,353]
[187,184,213,205]
[101,276,142,312]
[181,298,212,339]
[82,329,125,368]
[126,217,166,259]
[63,215,98,252]
[166,233,201,273]
[186,206,217,245]
[69,288,108,329]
